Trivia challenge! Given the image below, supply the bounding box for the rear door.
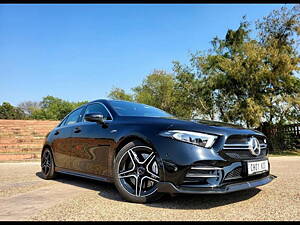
[52,107,84,169]
[70,103,114,176]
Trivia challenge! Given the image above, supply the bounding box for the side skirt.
[55,167,114,183]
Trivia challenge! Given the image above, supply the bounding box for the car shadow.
[36,171,117,193]
[36,171,261,209]
[145,188,261,210]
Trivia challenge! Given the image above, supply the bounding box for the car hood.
[121,116,264,137]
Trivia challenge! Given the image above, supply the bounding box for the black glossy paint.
[43,99,274,193]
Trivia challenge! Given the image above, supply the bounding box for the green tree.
[107,6,300,129]
[193,20,268,127]
[132,70,177,115]
[0,102,26,119]
[191,6,300,127]
[172,61,216,120]
[108,87,133,101]
[255,5,300,125]
[30,96,88,120]
[18,101,41,116]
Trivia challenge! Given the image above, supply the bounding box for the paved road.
[0,157,299,221]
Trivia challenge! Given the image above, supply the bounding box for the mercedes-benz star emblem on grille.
[248,137,261,156]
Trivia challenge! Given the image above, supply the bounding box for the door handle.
[74,127,81,133]
[54,131,60,135]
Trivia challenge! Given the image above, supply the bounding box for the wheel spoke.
[118,150,137,179]
[42,162,50,169]
[128,149,140,165]
[119,169,133,176]
[144,175,159,183]
[119,174,137,179]
[41,160,47,167]
[145,154,159,179]
[119,168,136,179]
[146,168,159,179]
[137,176,158,197]
[140,152,154,165]
[135,176,143,197]
[43,165,48,174]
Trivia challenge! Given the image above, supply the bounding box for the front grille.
[224,167,242,180]
[225,135,265,144]
[224,149,267,159]
[222,135,268,160]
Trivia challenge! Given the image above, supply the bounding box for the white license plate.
[247,160,269,175]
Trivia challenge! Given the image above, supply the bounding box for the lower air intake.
[183,166,223,186]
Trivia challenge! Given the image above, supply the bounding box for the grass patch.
[269,150,300,157]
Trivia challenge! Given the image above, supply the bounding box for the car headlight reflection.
[159,130,218,148]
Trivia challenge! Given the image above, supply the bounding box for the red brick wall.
[0,119,59,161]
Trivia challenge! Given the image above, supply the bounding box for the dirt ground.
[0,157,299,221]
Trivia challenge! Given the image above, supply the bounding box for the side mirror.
[84,113,104,124]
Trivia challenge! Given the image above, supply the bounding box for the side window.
[84,103,112,121]
[57,116,68,127]
[64,108,83,126]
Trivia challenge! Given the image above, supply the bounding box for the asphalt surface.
[0,157,299,221]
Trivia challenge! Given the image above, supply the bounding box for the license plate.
[247,160,269,175]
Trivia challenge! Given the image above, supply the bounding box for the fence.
[260,123,300,152]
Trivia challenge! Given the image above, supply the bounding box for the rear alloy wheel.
[113,141,164,203]
[41,148,56,179]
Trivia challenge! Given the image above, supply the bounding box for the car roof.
[90,99,134,105]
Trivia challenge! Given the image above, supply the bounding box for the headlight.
[159,130,218,148]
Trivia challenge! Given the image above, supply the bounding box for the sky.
[0,4,295,106]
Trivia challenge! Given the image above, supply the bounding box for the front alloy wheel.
[113,141,164,203]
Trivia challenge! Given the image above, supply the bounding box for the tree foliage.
[108,6,300,128]
[192,6,300,127]
[133,70,177,115]
[172,61,216,120]
[108,87,133,101]
[0,102,26,119]
[18,101,41,115]
[30,96,88,120]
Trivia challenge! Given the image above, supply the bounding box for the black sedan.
[41,99,275,203]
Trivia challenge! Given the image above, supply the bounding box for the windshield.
[108,100,174,118]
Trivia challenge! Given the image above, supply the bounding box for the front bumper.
[157,174,276,194]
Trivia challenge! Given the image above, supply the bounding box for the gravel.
[0,157,299,221]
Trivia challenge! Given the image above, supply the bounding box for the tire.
[41,148,56,180]
[113,140,164,203]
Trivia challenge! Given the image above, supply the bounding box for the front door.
[70,103,114,176]
[52,107,84,169]
[51,126,72,169]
